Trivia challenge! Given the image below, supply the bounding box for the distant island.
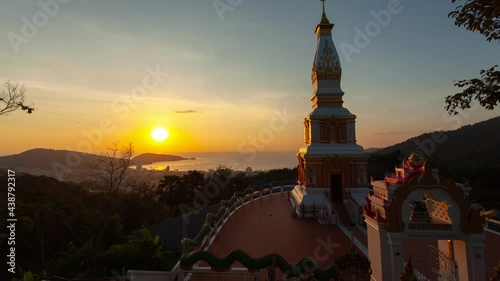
[131,153,195,165]
[0,148,194,170]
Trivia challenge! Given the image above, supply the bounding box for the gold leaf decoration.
[313,40,341,81]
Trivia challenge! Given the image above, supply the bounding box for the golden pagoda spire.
[321,0,330,24]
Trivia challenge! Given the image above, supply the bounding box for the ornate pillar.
[311,119,320,143]
[346,119,356,143]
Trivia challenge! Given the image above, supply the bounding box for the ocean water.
[140,151,298,172]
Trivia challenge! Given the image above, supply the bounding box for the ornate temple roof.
[384,152,426,185]
[308,107,354,117]
[311,0,344,109]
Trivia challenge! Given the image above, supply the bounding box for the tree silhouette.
[0,81,34,115]
[449,0,500,42]
[157,175,183,218]
[93,142,134,220]
[445,0,500,114]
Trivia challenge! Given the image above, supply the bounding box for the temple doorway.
[330,174,343,203]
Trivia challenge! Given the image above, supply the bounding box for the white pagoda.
[291,0,368,218]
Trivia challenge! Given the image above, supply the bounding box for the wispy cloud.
[173,110,200,114]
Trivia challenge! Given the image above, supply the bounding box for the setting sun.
[151,127,169,142]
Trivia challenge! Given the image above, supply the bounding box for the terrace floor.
[207,192,353,267]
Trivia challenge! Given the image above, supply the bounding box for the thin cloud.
[173,110,200,114]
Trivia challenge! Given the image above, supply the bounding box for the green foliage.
[103,230,176,272]
[48,228,176,278]
[1,166,301,279]
[335,248,371,281]
[367,134,500,211]
[23,272,34,281]
[446,65,500,115]
[446,0,499,114]
[367,150,402,179]
[449,0,500,42]
[250,167,297,183]
[95,214,124,249]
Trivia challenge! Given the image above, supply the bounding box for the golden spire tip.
[320,0,330,24]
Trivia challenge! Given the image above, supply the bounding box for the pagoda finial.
[320,0,330,24]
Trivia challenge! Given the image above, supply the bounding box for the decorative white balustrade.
[199,185,293,252]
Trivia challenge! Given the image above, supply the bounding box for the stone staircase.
[334,203,354,226]
[334,203,368,248]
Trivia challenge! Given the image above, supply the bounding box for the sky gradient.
[1,0,499,155]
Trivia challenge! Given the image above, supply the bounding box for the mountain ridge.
[370,116,500,171]
[0,148,193,170]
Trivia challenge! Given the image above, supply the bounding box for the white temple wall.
[454,240,470,280]
[465,234,486,281]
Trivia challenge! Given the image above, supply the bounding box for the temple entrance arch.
[365,159,485,281]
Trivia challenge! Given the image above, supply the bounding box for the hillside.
[0,148,192,170]
[367,116,500,210]
[0,148,101,170]
[373,116,500,171]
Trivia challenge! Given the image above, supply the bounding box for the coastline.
[140,151,298,172]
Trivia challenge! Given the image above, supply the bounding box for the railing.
[486,218,500,233]
[348,191,365,224]
[324,196,337,224]
[176,185,347,280]
[298,204,329,219]
[181,185,294,258]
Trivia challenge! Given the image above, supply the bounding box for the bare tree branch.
[92,142,134,220]
[0,81,35,115]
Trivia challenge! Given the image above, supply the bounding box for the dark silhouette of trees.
[93,142,134,220]
[96,142,134,194]
[118,182,166,233]
[367,150,402,180]
[157,175,184,219]
[156,171,207,219]
[446,0,500,114]
[2,166,300,280]
[0,81,34,115]
[48,228,176,279]
[449,0,500,41]
[446,65,500,114]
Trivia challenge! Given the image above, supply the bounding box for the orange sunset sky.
[1,0,498,155]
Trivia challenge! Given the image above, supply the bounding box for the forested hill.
[373,116,500,171]
[0,148,100,170]
[367,116,500,210]
[0,148,192,170]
